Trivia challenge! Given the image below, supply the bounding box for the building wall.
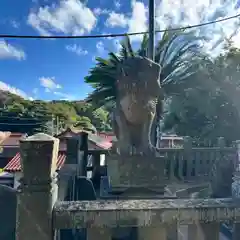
[14,172,22,189]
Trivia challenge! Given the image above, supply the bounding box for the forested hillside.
[0,90,111,135]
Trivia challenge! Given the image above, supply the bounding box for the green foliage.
[84,29,240,143]
[0,93,110,135]
[74,116,95,132]
[84,30,205,145]
[84,30,205,108]
[162,45,240,143]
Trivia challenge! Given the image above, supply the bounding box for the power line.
[0,122,43,126]
[1,13,240,39]
[0,115,52,121]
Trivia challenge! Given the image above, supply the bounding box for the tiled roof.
[97,132,117,142]
[55,127,89,138]
[56,127,112,150]
[4,152,66,172]
[1,132,27,147]
[88,134,112,149]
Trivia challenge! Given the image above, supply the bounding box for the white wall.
[100,154,105,165]
[14,172,22,189]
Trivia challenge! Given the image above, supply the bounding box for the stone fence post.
[15,133,59,240]
[183,136,192,179]
[232,140,240,240]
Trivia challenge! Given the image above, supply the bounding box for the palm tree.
[85,29,206,145]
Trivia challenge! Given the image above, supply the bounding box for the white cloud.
[105,0,240,55]
[27,0,97,36]
[154,0,240,55]
[127,0,148,42]
[66,44,88,56]
[106,1,147,42]
[39,77,75,100]
[105,12,128,27]
[114,39,122,52]
[92,56,97,62]
[114,0,121,10]
[0,40,26,60]
[32,88,38,94]
[0,81,29,99]
[39,77,62,92]
[101,32,113,40]
[31,88,38,100]
[93,8,110,16]
[53,91,76,100]
[10,20,20,29]
[96,41,105,53]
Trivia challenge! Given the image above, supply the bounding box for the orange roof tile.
[4,152,66,172]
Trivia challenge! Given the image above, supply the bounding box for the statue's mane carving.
[112,56,163,156]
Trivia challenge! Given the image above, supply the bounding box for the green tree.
[163,45,240,144]
[74,116,96,133]
[85,30,205,143]
[0,90,110,135]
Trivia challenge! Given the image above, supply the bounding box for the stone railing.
[53,198,240,240]
[15,133,240,240]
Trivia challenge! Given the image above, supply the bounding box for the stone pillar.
[87,227,111,240]
[167,223,178,240]
[79,132,88,177]
[188,223,219,240]
[138,226,166,240]
[232,140,240,240]
[232,175,240,239]
[188,224,198,240]
[183,136,193,179]
[66,136,81,165]
[92,152,101,185]
[15,133,59,240]
[235,140,240,171]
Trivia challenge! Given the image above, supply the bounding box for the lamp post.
[149,0,159,146]
[148,0,155,60]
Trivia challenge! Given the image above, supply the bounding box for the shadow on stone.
[0,184,17,240]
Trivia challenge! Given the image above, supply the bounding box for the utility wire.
[0,122,44,126]
[0,116,52,121]
[1,14,240,39]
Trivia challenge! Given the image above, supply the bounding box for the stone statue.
[112,56,163,155]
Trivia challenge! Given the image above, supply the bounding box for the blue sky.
[0,0,240,101]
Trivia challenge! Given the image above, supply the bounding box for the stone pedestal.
[106,153,167,196]
[106,153,168,239]
[15,133,59,240]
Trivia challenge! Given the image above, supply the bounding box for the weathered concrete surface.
[178,226,229,240]
[16,133,59,240]
[0,185,17,240]
[107,154,166,188]
[53,198,240,229]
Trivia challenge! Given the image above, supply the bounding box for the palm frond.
[108,52,121,64]
[125,35,135,57]
[137,33,148,57]
[84,28,206,106]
